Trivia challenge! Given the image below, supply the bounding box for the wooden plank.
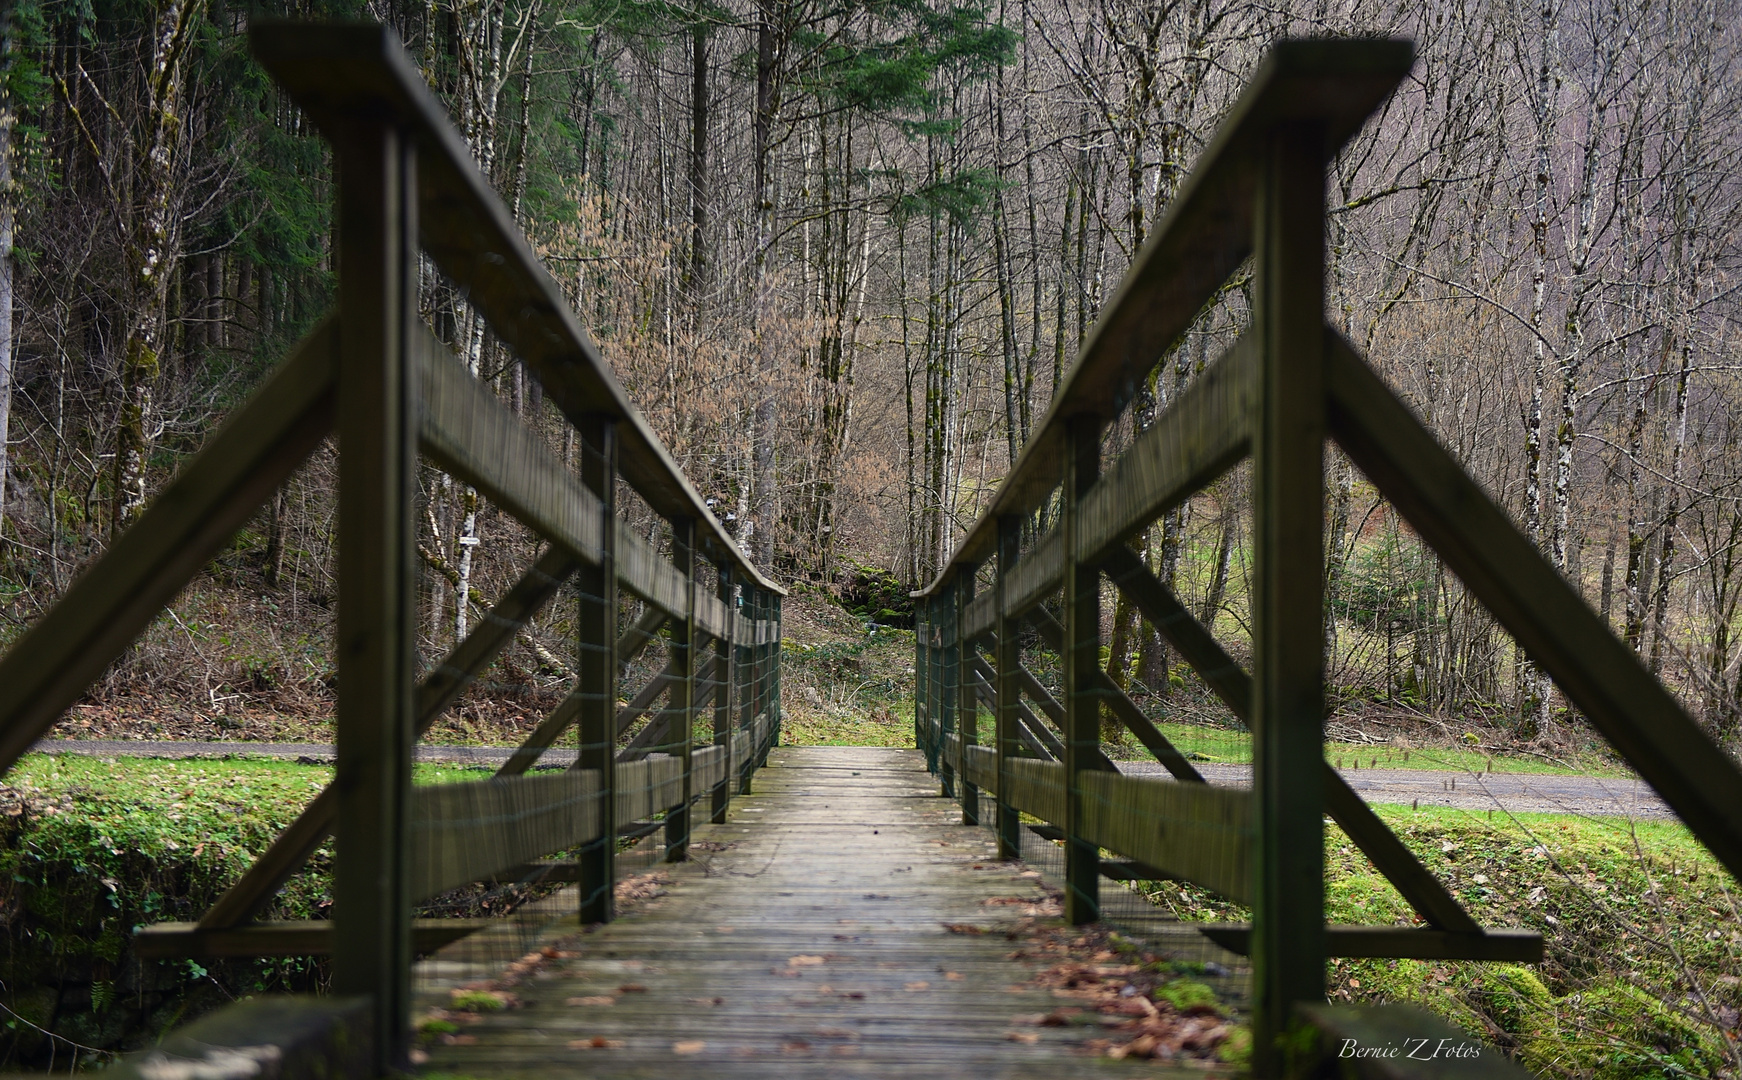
[710,568,735,824]
[1003,527,1063,621]
[1202,925,1543,963]
[575,417,618,925]
[0,318,337,774]
[136,920,495,959]
[199,547,580,929]
[418,325,728,638]
[103,995,371,1080]
[1077,770,1252,904]
[1296,1003,1535,1078]
[1063,418,1103,925]
[408,771,603,901]
[963,587,995,642]
[614,755,684,823]
[966,654,1077,764]
[1326,330,1742,887]
[692,743,727,794]
[1003,758,1066,826]
[1074,335,1257,566]
[957,567,980,825]
[497,608,665,778]
[913,39,1412,588]
[1021,606,1199,780]
[967,667,1061,762]
[619,655,719,760]
[939,585,959,800]
[1250,122,1331,1065]
[665,519,697,862]
[416,323,604,566]
[994,516,1023,859]
[331,121,418,1071]
[962,744,997,790]
[248,23,782,601]
[1099,543,1480,933]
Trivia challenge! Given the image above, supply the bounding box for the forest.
[0,0,1736,755]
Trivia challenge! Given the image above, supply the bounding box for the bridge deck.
[418,746,1219,1078]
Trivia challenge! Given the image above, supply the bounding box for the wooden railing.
[0,22,783,1074]
[912,37,1742,1077]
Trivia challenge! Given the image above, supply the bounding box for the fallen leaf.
[673,1040,707,1054]
[943,971,964,981]
[566,996,616,1007]
[787,955,827,966]
[782,1039,811,1053]
[942,923,986,934]
[904,981,931,992]
[619,983,649,993]
[568,1037,624,1050]
[1005,1031,1040,1044]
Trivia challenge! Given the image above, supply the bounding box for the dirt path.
[1119,762,1673,819]
[28,739,1673,819]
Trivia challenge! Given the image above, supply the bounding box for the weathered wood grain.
[409,771,603,901]
[420,747,1209,1079]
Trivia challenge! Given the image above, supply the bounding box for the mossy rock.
[1461,963,1552,1036]
[1521,981,1729,1078]
[1153,978,1222,1015]
[1339,958,1491,1039]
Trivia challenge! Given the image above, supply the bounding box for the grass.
[0,753,553,1067]
[1135,803,1742,1078]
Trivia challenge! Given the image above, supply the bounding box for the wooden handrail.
[251,22,782,599]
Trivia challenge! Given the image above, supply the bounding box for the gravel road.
[28,739,1674,820]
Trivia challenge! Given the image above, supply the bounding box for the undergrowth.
[0,755,543,1069]
[1138,807,1742,1077]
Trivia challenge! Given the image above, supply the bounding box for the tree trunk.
[113,0,199,535]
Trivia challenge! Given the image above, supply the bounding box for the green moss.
[1153,978,1223,1015]
[1520,981,1731,1078]
[1462,963,1552,1037]
[449,990,508,1012]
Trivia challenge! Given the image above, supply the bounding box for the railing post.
[913,606,927,761]
[994,516,1022,859]
[957,564,979,825]
[1250,121,1330,1071]
[331,118,417,1072]
[771,593,783,745]
[736,588,754,792]
[939,583,958,800]
[576,417,618,924]
[666,518,696,861]
[1063,416,1102,926]
[929,598,945,772]
[711,564,735,824]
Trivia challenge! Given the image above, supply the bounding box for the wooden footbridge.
[0,22,1739,1080]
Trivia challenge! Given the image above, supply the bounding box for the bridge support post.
[1062,417,1102,926]
[772,593,783,745]
[956,565,979,825]
[994,517,1022,860]
[577,417,618,924]
[1250,121,1329,1072]
[667,518,696,862]
[331,118,417,1073]
[737,587,756,795]
[711,565,735,824]
[939,586,958,800]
